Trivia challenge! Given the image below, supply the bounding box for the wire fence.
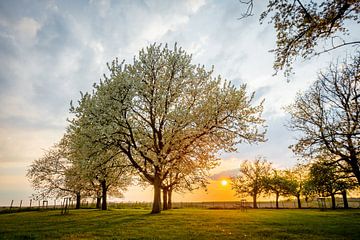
[2,197,360,214]
[166,198,360,209]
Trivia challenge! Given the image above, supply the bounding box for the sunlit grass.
[0,208,359,239]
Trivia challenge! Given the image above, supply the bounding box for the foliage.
[260,0,360,77]
[286,54,360,184]
[263,170,297,208]
[307,159,357,197]
[231,156,272,208]
[70,43,266,213]
[26,138,86,201]
[285,164,309,207]
[66,117,133,209]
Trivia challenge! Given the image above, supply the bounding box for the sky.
[0,0,358,206]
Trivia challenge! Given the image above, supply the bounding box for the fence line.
[2,198,360,213]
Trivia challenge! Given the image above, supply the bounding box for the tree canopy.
[307,159,358,209]
[70,43,266,213]
[263,169,297,209]
[26,138,86,209]
[231,157,272,208]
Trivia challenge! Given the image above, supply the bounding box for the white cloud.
[188,36,208,57]
[186,0,206,13]
[141,15,189,41]
[89,0,111,18]
[14,17,41,45]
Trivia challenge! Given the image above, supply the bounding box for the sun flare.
[221,180,228,186]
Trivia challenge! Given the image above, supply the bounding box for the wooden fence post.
[30,199,32,208]
[10,200,14,212]
[19,200,22,210]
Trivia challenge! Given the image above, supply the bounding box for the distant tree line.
[231,156,358,209]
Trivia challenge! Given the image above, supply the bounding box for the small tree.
[308,159,357,209]
[231,157,272,208]
[285,164,309,209]
[26,138,87,209]
[263,170,297,209]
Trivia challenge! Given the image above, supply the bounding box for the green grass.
[0,208,359,239]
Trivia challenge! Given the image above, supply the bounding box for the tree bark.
[342,190,349,209]
[297,195,302,209]
[253,194,258,209]
[349,156,360,186]
[330,193,336,210]
[101,180,107,210]
[168,187,172,210]
[162,187,168,210]
[75,192,81,209]
[275,192,279,209]
[96,196,101,209]
[151,172,161,214]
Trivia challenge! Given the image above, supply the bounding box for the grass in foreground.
[0,208,359,239]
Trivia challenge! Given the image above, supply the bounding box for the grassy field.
[0,208,359,239]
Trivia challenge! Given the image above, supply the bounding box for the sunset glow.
[221,180,228,186]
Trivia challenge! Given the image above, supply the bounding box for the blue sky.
[0,0,357,205]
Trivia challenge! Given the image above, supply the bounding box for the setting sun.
[221,180,228,186]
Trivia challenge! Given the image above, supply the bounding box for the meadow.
[0,208,360,239]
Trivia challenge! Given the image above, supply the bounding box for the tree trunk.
[75,192,81,209]
[162,187,168,210]
[330,193,336,210]
[101,180,107,210]
[168,187,172,210]
[342,190,349,209]
[297,195,302,209]
[96,196,101,209]
[349,157,360,186]
[151,172,161,214]
[275,192,279,209]
[253,194,257,209]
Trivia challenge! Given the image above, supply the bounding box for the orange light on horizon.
[221,180,228,186]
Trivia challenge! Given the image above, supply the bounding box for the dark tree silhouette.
[287,54,360,185]
[240,0,360,77]
[231,157,272,208]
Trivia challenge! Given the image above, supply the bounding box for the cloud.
[210,169,239,180]
[0,126,63,166]
[186,0,206,13]
[89,0,111,18]
[14,17,41,45]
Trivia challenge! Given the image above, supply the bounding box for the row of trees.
[231,156,358,209]
[238,1,360,200]
[26,136,133,210]
[27,43,266,214]
[27,51,359,213]
[231,44,360,210]
[27,49,359,211]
